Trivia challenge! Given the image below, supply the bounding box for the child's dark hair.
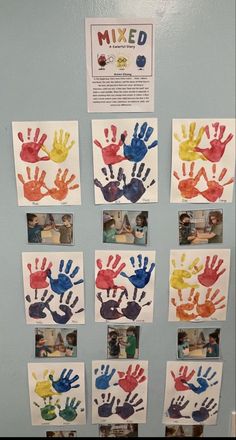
[109,330,118,338]
[178,331,187,344]
[35,334,44,344]
[179,213,191,222]
[62,214,72,222]
[27,213,37,223]
[127,326,135,333]
[209,332,219,344]
[66,331,77,346]
[136,214,147,226]
[104,219,116,230]
[209,211,222,224]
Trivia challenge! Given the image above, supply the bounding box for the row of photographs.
[26,209,224,246]
[12,119,235,206]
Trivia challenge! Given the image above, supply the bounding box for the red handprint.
[200,165,234,202]
[171,288,198,321]
[18,128,50,163]
[96,255,126,292]
[94,125,128,165]
[170,366,195,392]
[48,169,79,201]
[194,288,226,318]
[194,123,234,162]
[117,364,146,393]
[198,255,226,287]
[173,162,205,199]
[27,257,53,289]
[17,166,49,201]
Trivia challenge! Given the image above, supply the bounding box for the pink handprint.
[96,255,126,293]
[194,123,234,162]
[198,255,226,287]
[18,128,49,163]
[200,165,234,202]
[117,364,146,393]
[171,366,195,392]
[94,125,128,165]
[27,257,53,289]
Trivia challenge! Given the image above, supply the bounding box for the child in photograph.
[120,327,137,359]
[203,331,220,357]
[65,330,77,357]
[178,331,190,358]
[179,213,196,245]
[54,214,73,244]
[127,213,148,245]
[27,214,53,243]
[35,334,52,358]
[108,330,121,358]
[196,211,223,243]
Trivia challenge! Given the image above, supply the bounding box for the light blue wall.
[0,0,235,437]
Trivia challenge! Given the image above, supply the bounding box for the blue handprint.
[94,364,116,390]
[49,369,80,393]
[120,255,155,289]
[94,393,116,418]
[47,259,84,295]
[123,122,158,162]
[192,397,218,422]
[184,366,218,395]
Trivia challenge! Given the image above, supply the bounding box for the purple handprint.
[121,287,152,321]
[94,165,124,202]
[94,393,116,418]
[25,289,54,320]
[116,392,144,420]
[167,395,191,419]
[96,290,126,320]
[48,291,84,324]
[123,163,155,203]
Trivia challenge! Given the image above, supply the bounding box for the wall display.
[86,18,155,113]
[92,360,148,424]
[95,250,156,323]
[168,249,230,322]
[99,423,138,437]
[28,362,86,426]
[22,252,85,324]
[12,121,81,206]
[170,119,235,203]
[107,325,140,359]
[177,328,221,360]
[103,210,148,245]
[35,328,77,358]
[26,213,74,245]
[165,425,204,437]
[46,431,77,437]
[92,118,158,204]
[163,361,223,425]
[178,209,223,245]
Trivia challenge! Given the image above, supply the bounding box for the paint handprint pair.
[167,395,218,423]
[94,364,146,393]
[171,366,218,394]
[94,392,144,420]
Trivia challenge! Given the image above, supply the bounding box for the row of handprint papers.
[22,249,230,325]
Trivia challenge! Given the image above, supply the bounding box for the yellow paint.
[42,130,75,163]
[170,255,203,290]
[174,122,206,161]
[33,370,59,399]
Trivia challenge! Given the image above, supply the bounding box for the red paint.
[48,168,79,201]
[174,163,205,199]
[27,257,52,289]
[198,255,226,287]
[194,124,234,162]
[17,166,49,201]
[117,364,146,393]
[170,366,195,392]
[18,128,49,163]
[96,255,126,291]
[94,125,128,165]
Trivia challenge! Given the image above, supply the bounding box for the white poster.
[92,118,158,204]
[28,363,86,426]
[12,121,81,206]
[163,361,223,425]
[168,249,230,322]
[86,18,155,112]
[92,360,148,424]
[22,252,85,324]
[95,250,156,323]
[171,119,235,203]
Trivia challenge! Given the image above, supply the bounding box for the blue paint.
[116,392,144,420]
[185,366,218,394]
[95,393,116,418]
[120,255,155,288]
[47,259,84,295]
[49,369,80,393]
[26,289,54,319]
[136,55,146,68]
[94,166,124,202]
[123,163,155,203]
[192,397,218,422]
[123,122,157,162]
[95,364,116,390]
[48,291,84,324]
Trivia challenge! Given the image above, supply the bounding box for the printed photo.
[177,328,221,359]
[165,425,203,437]
[107,325,140,359]
[46,431,77,438]
[27,213,73,245]
[103,210,148,245]
[35,328,77,358]
[178,210,223,245]
[99,424,138,437]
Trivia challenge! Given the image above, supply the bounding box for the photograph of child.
[178,209,223,245]
[107,325,140,359]
[103,210,148,245]
[177,328,221,359]
[46,431,77,437]
[99,424,138,438]
[35,328,77,358]
[165,425,203,437]
[27,213,73,245]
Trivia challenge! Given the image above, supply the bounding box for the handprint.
[170,366,195,392]
[34,397,60,421]
[94,125,127,165]
[167,395,190,419]
[123,122,158,162]
[194,123,234,162]
[94,365,116,390]
[27,257,52,289]
[96,290,125,320]
[123,163,155,203]
[59,397,83,422]
[200,164,234,202]
[48,291,84,324]
[42,129,75,163]
[192,397,218,422]
[198,255,226,287]
[185,366,218,395]
[116,364,146,393]
[49,368,80,393]
[94,393,116,418]
[94,166,124,202]
[18,166,49,201]
[47,259,84,295]
[48,168,79,201]
[194,288,225,318]
[116,392,144,420]
[173,162,205,199]
[18,128,49,163]
[170,254,203,290]
[121,287,152,321]
[120,254,155,289]
[32,370,59,399]
[174,122,205,161]
[96,254,126,292]
[171,288,198,321]
[25,289,54,320]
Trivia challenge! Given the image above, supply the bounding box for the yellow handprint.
[42,130,75,163]
[32,369,59,399]
[170,253,203,290]
[174,122,206,161]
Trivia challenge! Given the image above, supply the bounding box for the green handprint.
[42,129,75,163]
[59,397,83,422]
[34,397,60,421]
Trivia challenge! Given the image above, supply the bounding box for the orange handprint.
[48,169,79,201]
[173,162,205,199]
[18,166,49,201]
[200,164,234,202]
[194,288,225,318]
[171,288,198,321]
